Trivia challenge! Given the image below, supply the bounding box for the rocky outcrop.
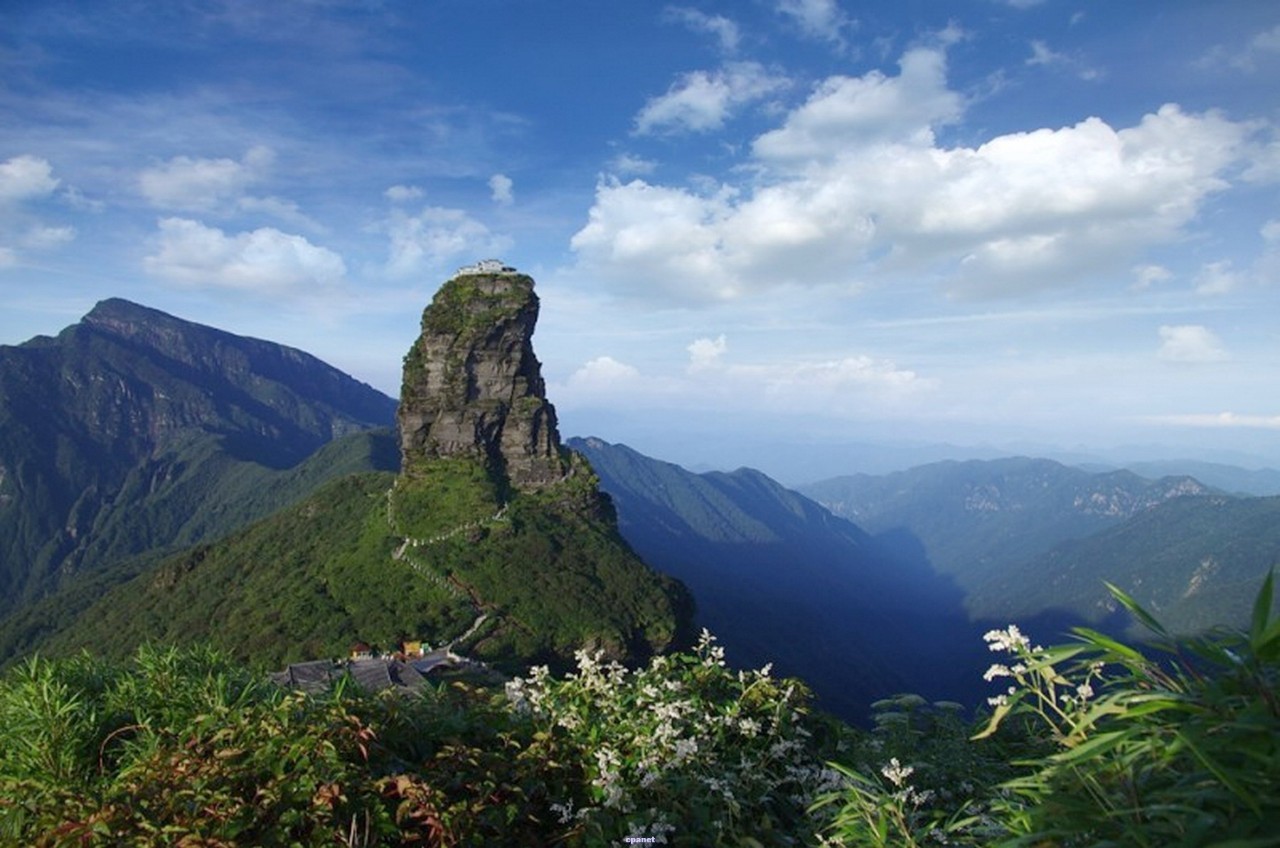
[397,263,568,491]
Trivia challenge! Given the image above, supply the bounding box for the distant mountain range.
[799,458,1279,635]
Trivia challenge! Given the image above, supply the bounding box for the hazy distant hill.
[0,299,397,616]
[568,437,987,721]
[1119,460,1280,497]
[800,457,1280,636]
[799,457,1212,592]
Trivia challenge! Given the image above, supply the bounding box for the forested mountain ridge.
[0,298,396,615]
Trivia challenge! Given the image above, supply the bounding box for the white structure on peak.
[455,259,517,276]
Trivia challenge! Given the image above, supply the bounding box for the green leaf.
[1105,581,1169,639]
[1249,569,1275,651]
[1070,627,1144,662]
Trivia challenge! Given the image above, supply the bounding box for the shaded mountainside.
[982,494,1280,634]
[0,298,397,614]
[799,457,1212,591]
[33,268,690,672]
[569,437,986,722]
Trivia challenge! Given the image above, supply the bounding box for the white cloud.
[1026,39,1102,80]
[752,48,961,159]
[237,195,323,231]
[1148,412,1280,430]
[489,173,514,206]
[143,217,346,292]
[20,225,76,250]
[687,334,727,370]
[556,336,930,418]
[665,7,740,53]
[776,0,855,49]
[610,154,657,176]
[1194,260,1244,295]
[0,155,59,202]
[384,206,511,277]
[139,146,273,211]
[566,356,643,393]
[1157,324,1228,363]
[635,62,788,135]
[385,184,424,203]
[573,44,1254,303]
[1131,264,1173,290]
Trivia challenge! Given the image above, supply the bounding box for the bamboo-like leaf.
[1105,581,1169,639]
[1249,569,1275,650]
[1070,626,1144,662]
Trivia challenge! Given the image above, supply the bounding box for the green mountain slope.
[0,299,396,614]
[0,428,401,665]
[980,494,1280,634]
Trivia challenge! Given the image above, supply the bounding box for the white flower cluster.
[505,630,828,839]
[982,625,1031,654]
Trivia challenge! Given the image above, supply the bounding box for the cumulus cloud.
[1157,324,1228,363]
[1131,263,1173,290]
[139,146,273,211]
[566,356,643,393]
[0,155,59,203]
[776,0,855,49]
[21,225,76,250]
[489,173,514,206]
[687,334,727,370]
[384,206,511,277]
[1194,260,1243,296]
[572,44,1256,303]
[665,6,740,53]
[385,184,424,203]
[635,62,789,135]
[143,217,346,292]
[610,154,657,176]
[0,155,76,262]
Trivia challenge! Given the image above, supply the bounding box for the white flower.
[1076,682,1094,702]
[983,663,1011,681]
[880,757,914,787]
[983,625,1032,653]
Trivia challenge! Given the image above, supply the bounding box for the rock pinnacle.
[396,261,568,491]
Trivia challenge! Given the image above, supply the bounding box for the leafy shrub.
[505,629,844,845]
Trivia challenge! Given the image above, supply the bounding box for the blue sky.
[2,0,1278,479]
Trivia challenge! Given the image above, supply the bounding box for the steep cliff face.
[397,266,568,491]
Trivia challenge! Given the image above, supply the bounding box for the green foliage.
[418,273,533,340]
[505,630,845,844]
[41,450,685,673]
[0,639,838,846]
[818,573,1280,847]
